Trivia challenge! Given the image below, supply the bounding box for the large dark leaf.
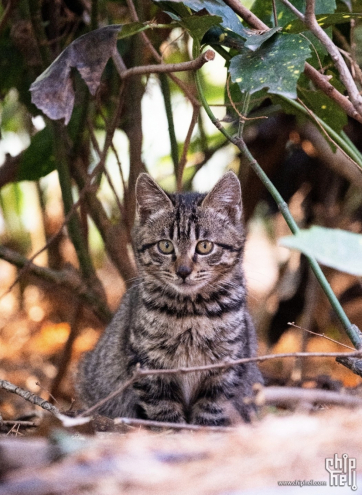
[181,15,223,41]
[244,27,282,51]
[230,33,311,98]
[156,0,246,36]
[30,25,122,125]
[283,12,362,33]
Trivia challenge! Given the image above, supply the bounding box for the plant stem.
[91,0,98,30]
[51,122,97,283]
[27,0,52,67]
[193,45,361,349]
[159,73,179,176]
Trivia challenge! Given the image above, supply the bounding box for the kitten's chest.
[149,318,239,405]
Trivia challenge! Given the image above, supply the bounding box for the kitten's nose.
[176,264,192,280]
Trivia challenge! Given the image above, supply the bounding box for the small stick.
[0,380,59,416]
[113,50,215,80]
[288,322,355,350]
[257,386,362,408]
[114,417,233,432]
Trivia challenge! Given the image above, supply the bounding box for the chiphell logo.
[325,453,357,491]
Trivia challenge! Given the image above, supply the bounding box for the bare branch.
[177,105,200,191]
[288,322,355,350]
[303,64,362,123]
[114,417,232,432]
[113,50,215,80]
[0,380,60,415]
[222,0,269,30]
[256,386,362,408]
[276,0,305,21]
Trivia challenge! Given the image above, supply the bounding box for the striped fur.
[77,172,262,425]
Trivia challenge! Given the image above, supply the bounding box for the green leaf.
[181,15,223,41]
[230,33,311,98]
[117,22,151,39]
[283,12,362,33]
[249,0,273,27]
[245,27,282,51]
[250,0,336,28]
[17,126,56,181]
[276,0,336,26]
[297,85,347,133]
[155,1,191,19]
[159,0,246,36]
[279,226,362,276]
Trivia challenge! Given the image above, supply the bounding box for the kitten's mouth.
[172,277,206,293]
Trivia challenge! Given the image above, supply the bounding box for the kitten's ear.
[201,171,242,223]
[136,173,173,222]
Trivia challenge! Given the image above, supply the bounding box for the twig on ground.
[2,420,37,427]
[256,386,362,408]
[114,417,233,432]
[0,380,60,415]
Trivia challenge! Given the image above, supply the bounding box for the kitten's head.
[133,172,245,295]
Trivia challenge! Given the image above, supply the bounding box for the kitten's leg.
[190,369,248,426]
[133,375,186,423]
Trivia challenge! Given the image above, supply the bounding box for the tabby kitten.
[78,172,262,425]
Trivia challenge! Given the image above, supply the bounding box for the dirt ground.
[1,407,362,494]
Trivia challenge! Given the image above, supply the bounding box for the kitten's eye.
[158,240,174,254]
[196,240,214,255]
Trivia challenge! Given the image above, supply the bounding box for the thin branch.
[88,121,126,218]
[288,322,355,351]
[222,0,269,30]
[160,72,179,177]
[177,105,200,191]
[1,420,37,427]
[256,386,362,408]
[79,349,362,417]
[0,0,13,35]
[0,380,60,415]
[276,0,305,21]
[303,64,362,123]
[271,0,278,27]
[114,417,232,432]
[113,50,215,79]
